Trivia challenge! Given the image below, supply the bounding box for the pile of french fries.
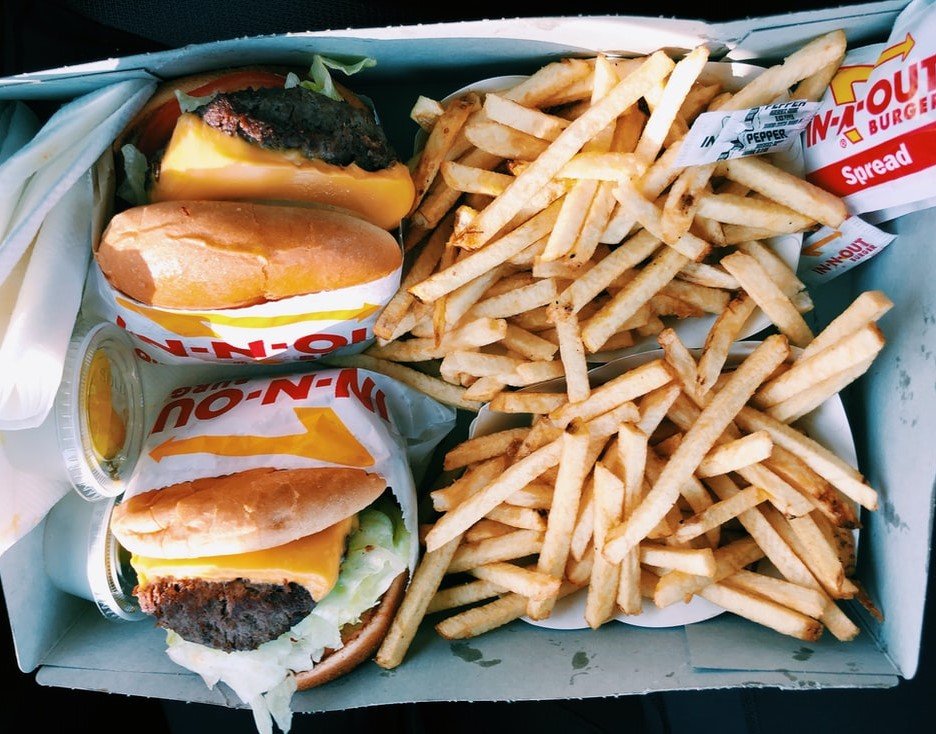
[376,288,891,668]
[368,30,895,669]
[332,31,852,413]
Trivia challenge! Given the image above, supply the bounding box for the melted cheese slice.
[132,516,355,601]
[152,114,415,230]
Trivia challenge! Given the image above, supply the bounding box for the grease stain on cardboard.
[450,641,501,668]
[882,500,910,531]
[792,646,814,661]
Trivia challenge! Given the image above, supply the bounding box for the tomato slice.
[135,70,286,156]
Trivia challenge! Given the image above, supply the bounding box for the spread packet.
[803,0,936,223]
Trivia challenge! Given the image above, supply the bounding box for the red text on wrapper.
[116,315,370,363]
[150,368,390,437]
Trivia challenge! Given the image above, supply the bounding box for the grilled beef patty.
[137,578,314,651]
[195,86,397,171]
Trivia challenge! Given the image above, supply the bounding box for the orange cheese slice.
[151,114,415,230]
[132,516,355,601]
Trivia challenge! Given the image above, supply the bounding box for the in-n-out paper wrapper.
[803,0,936,223]
[125,366,453,733]
[88,259,402,366]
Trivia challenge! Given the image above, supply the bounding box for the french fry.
[469,562,561,601]
[569,474,597,562]
[585,463,626,628]
[658,328,703,405]
[653,536,764,607]
[580,401,641,439]
[464,118,550,161]
[470,278,559,319]
[736,240,805,297]
[637,383,682,436]
[659,163,717,245]
[502,324,559,362]
[769,356,877,424]
[558,151,641,181]
[697,431,773,477]
[617,423,648,614]
[507,481,554,510]
[800,291,893,360]
[696,295,758,395]
[447,529,545,573]
[507,360,567,387]
[550,359,673,428]
[660,280,730,315]
[634,46,709,166]
[410,95,445,130]
[484,93,570,141]
[410,94,480,213]
[441,351,523,379]
[765,446,859,528]
[612,179,709,260]
[722,570,826,619]
[463,376,507,402]
[677,261,739,290]
[490,391,568,415]
[704,473,859,641]
[735,406,878,511]
[698,583,823,642]
[435,581,581,640]
[431,455,509,512]
[550,295,590,403]
[697,193,814,232]
[669,486,767,544]
[427,439,563,551]
[452,52,675,251]
[410,199,562,302]
[721,252,814,348]
[529,431,593,619]
[376,533,463,668]
[754,324,885,408]
[565,229,661,313]
[604,335,789,562]
[640,544,717,576]
[440,160,513,196]
[374,212,451,341]
[412,148,501,230]
[465,519,515,543]
[369,317,507,362]
[426,579,507,614]
[486,504,547,532]
[444,427,530,471]
[322,353,482,411]
[717,155,847,228]
[582,246,690,353]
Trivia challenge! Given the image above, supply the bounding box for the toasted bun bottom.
[111,467,387,558]
[295,570,408,690]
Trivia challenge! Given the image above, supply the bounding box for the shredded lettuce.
[116,143,149,205]
[297,54,376,102]
[164,504,409,734]
[174,88,217,114]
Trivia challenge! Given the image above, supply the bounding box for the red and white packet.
[803,0,936,223]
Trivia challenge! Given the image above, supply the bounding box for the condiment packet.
[675,100,819,166]
[798,216,897,286]
[803,0,936,223]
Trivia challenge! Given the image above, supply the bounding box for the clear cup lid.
[55,322,145,501]
[87,496,144,621]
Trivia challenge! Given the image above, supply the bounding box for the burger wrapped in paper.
[88,56,413,366]
[109,367,451,734]
[90,200,403,365]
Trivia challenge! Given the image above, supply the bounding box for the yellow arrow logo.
[117,298,382,339]
[149,406,375,467]
[876,33,914,65]
[830,34,915,105]
[802,230,842,257]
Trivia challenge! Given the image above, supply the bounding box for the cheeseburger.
[117,63,415,230]
[110,467,409,698]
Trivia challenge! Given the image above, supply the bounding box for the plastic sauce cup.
[4,322,145,501]
[43,491,144,621]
